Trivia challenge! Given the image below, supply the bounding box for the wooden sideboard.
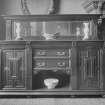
[0,14,105,96]
[0,40,105,96]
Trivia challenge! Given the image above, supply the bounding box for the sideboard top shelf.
[0,40,104,44]
[2,14,102,21]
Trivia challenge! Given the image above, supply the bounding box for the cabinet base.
[0,90,105,96]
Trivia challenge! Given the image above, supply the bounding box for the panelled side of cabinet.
[71,41,78,90]
[2,49,27,90]
[77,42,104,90]
[0,49,2,89]
[103,42,105,90]
[25,42,32,90]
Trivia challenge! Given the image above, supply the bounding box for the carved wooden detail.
[78,47,103,89]
[2,49,26,89]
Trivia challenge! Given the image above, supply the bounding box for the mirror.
[13,20,94,40]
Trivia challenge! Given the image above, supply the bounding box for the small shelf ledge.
[33,56,70,59]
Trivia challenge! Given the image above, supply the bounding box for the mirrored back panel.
[3,15,101,40]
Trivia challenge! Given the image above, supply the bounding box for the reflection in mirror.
[13,20,96,40]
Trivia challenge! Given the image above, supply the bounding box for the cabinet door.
[78,47,103,90]
[2,49,26,90]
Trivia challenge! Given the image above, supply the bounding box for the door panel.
[78,47,103,90]
[2,49,26,89]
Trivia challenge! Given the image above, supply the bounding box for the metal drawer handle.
[37,51,46,56]
[56,52,65,56]
[12,75,17,78]
[36,62,46,67]
[57,62,66,67]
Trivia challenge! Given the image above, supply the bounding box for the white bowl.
[44,78,59,89]
[42,33,54,40]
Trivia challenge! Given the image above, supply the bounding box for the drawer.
[33,49,71,57]
[34,59,70,68]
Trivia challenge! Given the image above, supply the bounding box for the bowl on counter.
[44,78,59,89]
[42,33,55,40]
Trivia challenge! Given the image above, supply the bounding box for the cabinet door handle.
[56,52,65,56]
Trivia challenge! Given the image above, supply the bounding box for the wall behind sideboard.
[0,0,88,15]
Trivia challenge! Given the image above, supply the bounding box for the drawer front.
[33,49,70,57]
[34,59,70,68]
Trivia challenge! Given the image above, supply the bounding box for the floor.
[0,96,105,105]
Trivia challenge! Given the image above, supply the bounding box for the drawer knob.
[56,52,65,56]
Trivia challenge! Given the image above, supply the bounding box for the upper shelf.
[2,14,104,41]
[2,14,101,21]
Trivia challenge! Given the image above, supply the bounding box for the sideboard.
[0,40,105,96]
[0,14,105,96]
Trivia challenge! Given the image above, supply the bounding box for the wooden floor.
[0,97,105,105]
